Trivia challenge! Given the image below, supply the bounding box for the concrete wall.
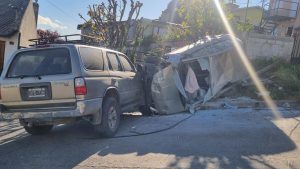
[242,33,294,60]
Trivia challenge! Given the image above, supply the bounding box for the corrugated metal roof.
[163,34,243,66]
[0,0,30,37]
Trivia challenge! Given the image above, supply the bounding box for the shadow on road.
[0,109,299,169]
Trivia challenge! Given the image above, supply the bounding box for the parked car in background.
[0,44,148,137]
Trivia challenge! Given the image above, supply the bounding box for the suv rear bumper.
[0,98,102,120]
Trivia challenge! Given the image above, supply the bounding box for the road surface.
[0,108,300,169]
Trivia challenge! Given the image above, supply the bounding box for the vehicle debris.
[151,34,247,114]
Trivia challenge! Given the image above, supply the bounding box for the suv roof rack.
[29,34,101,47]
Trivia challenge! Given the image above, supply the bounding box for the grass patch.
[229,58,300,100]
[269,61,300,99]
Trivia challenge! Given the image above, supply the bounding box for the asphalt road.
[0,108,300,169]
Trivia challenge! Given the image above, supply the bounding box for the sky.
[37,0,262,35]
[37,0,171,35]
[235,0,261,7]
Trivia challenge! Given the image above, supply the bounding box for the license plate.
[27,88,46,98]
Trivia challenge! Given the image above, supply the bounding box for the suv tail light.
[75,77,87,96]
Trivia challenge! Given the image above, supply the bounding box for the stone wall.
[241,33,294,60]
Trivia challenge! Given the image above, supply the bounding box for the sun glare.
[213,0,282,119]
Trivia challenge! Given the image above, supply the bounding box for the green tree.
[236,19,253,32]
[164,0,232,43]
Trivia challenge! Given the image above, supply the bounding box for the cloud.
[54,19,62,24]
[38,15,68,30]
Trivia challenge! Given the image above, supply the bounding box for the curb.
[198,99,300,110]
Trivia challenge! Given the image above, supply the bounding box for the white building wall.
[19,0,37,47]
[0,34,19,64]
[0,0,37,67]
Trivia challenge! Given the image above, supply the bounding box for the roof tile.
[0,0,30,37]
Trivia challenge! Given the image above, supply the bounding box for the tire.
[139,105,153,116]
[95,97,121,138]
[24,124,53,135]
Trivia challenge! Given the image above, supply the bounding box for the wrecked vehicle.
[151,34,247,114]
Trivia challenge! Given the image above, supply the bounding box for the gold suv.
[0,44,145,137]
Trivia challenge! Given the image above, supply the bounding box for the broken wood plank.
[212,61,281,99]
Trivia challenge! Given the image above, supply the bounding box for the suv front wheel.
[24,124,53,135]
[95,97,121,138]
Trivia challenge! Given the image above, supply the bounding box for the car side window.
[119,55,135,72]
[107,52,123,71]
[79,47,104,70]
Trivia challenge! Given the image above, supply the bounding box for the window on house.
[286,27,293,37]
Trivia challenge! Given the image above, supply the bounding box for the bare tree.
[79,0,143,50]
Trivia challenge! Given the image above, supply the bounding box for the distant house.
[260,0,299,36]
[140,18,185,38]
[77,18,183,45]
[0,0,39,73]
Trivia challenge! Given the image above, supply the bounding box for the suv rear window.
[79,47,104,70]
[7,48,71,78]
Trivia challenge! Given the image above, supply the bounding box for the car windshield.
[7,48,71,78]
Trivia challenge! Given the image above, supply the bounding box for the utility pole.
[245,0,250,23]
[259,0,265,27]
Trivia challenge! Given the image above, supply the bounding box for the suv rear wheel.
[95,97,120,138]
[24,124,53,135]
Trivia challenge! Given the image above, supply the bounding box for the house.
[261,0,299,36]
[0,0,39,73]
[137,18,185,39]
[290,1,300,63]
[77,18,183,45]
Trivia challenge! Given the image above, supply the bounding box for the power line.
[45,0,82,23]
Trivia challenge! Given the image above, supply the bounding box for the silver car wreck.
[151,34,247,114]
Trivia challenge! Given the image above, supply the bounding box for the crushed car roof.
[165,34,240,63]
